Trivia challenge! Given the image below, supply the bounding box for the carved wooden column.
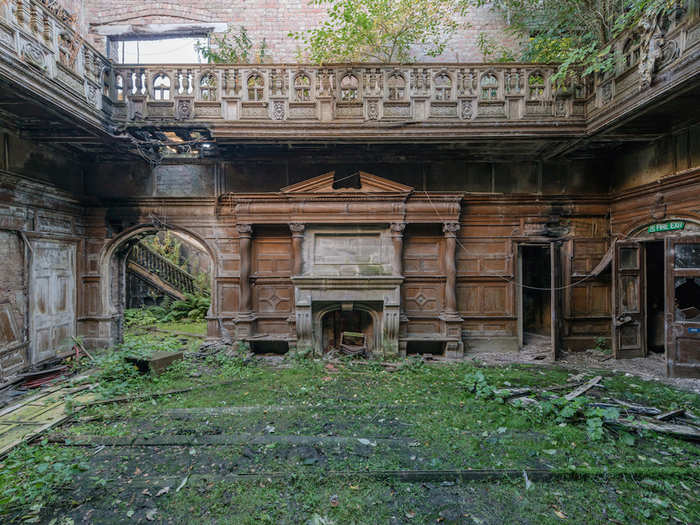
[443,222,460,314]
[390,222,405,276]
[236,223,255,337]
[290,223,305,275]
[442,222,464,357]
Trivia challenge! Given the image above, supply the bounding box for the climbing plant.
[290,0,471,63]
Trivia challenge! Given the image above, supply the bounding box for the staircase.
[127,243,207,304]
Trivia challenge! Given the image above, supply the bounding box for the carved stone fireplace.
[225,171,464,358]
[292,224,402,356]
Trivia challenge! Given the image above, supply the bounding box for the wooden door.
[550,242,562,359]
[612,241,646,358]
[516,246,524,348]
[30,241,76,364]
[665,236,700,378]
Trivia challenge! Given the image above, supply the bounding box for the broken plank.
[655,409,686,421]
[606,418,700,441]
[564,376,602,401]
[611,398,662,416]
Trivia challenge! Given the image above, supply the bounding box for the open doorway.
[645,241,665,353]
[520,245,552,346]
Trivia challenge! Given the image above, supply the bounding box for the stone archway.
[98,223,217,345]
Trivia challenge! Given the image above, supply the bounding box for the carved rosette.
[176,99,193,120]
[272,100,285,120]
[367,99,379,120]
[461,99,473,120]
[22,42,46,70]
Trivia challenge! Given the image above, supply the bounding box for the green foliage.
[124,293,210,327]
[594,336,610,352]
[461,370,505,402]
[290,0,470,63]
[142,231,182,268]
[196,26,269,63]
[0,442,87,519]
[162,293,210,322]
[485,0,680,85]
[537,396,619,440]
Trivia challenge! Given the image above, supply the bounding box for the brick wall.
[83,0,521,62]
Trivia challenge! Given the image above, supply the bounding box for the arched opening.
[100,224,216,344]
[320,307,374,354]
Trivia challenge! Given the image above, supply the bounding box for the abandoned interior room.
[0,0,699,521]
[1,0,699,380]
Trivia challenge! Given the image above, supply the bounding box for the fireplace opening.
[321,309,373,353]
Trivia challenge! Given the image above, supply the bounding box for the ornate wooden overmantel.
[221,171,463,357]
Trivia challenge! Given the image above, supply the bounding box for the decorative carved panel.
[403,284,441,314]
[255,285,292,313]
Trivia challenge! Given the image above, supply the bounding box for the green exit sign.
[648,221,685,233]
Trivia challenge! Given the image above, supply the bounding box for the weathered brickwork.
[83,0,521,62]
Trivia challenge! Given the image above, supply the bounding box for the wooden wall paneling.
[403,236,443,275]
[456,238,510,276]
[253,237,292,276]
[402,281,442,315]
[254,283,293,314]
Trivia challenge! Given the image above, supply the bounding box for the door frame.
[515,240,561,359]
[612,218,700,374]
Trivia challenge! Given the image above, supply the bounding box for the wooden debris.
[611,398,661,416]
[0,383,96,457]
[607,417,700,441]
[564,375,602,401]
[126,351,184,375]
[655,408,685,421]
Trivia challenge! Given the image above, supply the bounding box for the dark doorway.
[521,245,552,343]
[321,309,373,353]
[645,241,665,353]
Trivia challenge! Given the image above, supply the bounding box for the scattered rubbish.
[523,470,532,490]
[156,487,170,497]
[330,494,339,507]
[145,509,158,521]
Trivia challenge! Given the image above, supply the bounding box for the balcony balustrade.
[0,0,697,138]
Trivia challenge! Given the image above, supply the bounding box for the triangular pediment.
[281,171,413,194]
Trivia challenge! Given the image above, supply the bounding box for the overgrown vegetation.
[290,0,470,63]
[484,0,682,84]
[0,442,86,521]
[124,294,210,328]
[3,316,698,523]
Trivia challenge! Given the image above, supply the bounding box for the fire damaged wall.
[0,129,86,380]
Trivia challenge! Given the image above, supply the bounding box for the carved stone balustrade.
[0,0,698,144]
[0,0,111,127]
